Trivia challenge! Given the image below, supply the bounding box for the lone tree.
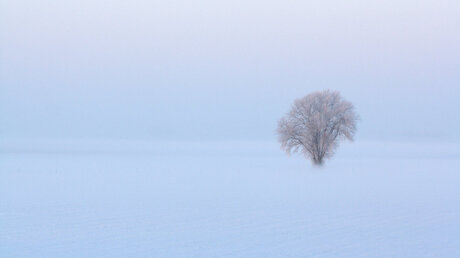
[277,90,358,166]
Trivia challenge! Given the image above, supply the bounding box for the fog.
[1,0,459,141]
[2,2,460,256]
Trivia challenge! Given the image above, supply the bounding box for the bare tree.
[277,90,358,165]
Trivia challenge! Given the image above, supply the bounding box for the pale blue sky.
[1,0,459,141]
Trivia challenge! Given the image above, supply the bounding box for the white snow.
[1,140,459,257]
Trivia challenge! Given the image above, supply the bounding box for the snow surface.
[1,139,459,257]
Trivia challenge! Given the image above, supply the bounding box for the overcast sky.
[1,0,459,141]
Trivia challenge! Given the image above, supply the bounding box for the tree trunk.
[312,157,324,166]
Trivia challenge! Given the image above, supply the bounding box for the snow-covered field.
[1,140,459,257]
